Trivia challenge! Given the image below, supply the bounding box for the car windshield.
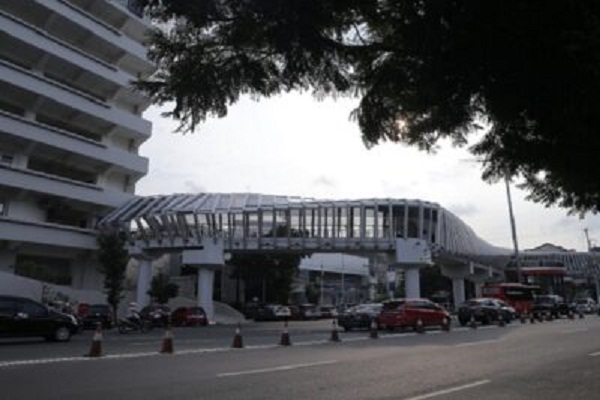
[88,305,109,313]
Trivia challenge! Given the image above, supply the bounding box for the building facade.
[0,0,154,294]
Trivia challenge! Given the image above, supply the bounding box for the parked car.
[79,304,113,329]
[299,304,321,320]
[0,295,79,342]
[140,305,171,327]
[377,298,450,331]
[319,305,339,319]
[338,303,382,331]
[171,307,208,327]
[254,304,292,321]
[573,298,598,314]
[457,298,515,326]
[532,295,574,318]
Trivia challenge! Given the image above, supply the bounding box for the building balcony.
[0,216,97,250]
[1,111,148,176]
[0,163,132,209]
[0,61,151,139]
[3,0,154,77]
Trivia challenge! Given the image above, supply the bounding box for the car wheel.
[54,326,71,342]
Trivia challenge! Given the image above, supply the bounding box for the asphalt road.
[2,317,600,400]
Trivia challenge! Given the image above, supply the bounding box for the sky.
[136,93,600,252]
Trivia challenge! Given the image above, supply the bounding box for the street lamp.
[505,175,522,283]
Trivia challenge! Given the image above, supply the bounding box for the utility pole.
[505,176,522,283]
[319,263,324,305]
[341,254,346,308]
[584,228,600,304]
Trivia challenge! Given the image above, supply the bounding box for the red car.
[377,298,450,331]
[171,307,208,327]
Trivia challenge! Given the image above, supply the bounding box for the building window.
[1,154,13,165]
[0,199,7,216]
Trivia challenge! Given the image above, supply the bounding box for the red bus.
[481,283,537,315]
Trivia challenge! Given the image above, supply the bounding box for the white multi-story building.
[0,0,154,293]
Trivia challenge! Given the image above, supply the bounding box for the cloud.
[184,180,207,193]
[447,203,479,217]
[312,175,336,188]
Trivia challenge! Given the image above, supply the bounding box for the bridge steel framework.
[99,193,599,320]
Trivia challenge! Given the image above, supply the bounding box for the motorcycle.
[117,315,152,334]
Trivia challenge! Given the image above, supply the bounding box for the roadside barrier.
[279,320,291,346]
[160,324,174,354]
[232,323,244,348]
[86,323,103,358]
[330,319,341,342]
[369,319,379,339]
[415,318,425,334]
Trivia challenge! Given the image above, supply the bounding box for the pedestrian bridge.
[99,193,508,260]
[99,193,600,320]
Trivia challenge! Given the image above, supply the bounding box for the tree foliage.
[147,272,179,304]
[138,0,600,213]
[97,232,128,319]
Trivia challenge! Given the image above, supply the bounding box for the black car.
[532,295,574,318]
[457,298,514,326]
[140,305,171,327]
[0,295,79,342]
[338,303,382,331]
[80,304,113,329]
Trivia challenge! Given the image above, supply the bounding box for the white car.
[574,298,598,314]
[269,305,292,319]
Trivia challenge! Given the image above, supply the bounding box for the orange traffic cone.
[160,324,174,354]
[520,314,527,324]
[415,318,425,334]
[442,317,451,332]
[232,323,244,348]
[369,319,379,339]
[86,323,103,357]
[579,311,585,319]
[530,313,536,324]
[279,320,291,346]
[330,319,341,342]
[546,313,553,322]
[568,311,574,320]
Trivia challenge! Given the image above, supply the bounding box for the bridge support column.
[136,258,152,308]
[197,267,215,322]
[395,238,433,299]
[405,266,421,299]
[452,278,466,306]
[474,281,483,298]
[182,241,225,324]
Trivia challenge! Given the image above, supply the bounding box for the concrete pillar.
[182,241,225,324]
[136,259,152,308]
[452,277,466,306]
[474,281,483,298]
[198,268,215,321]
[405,266,421,298]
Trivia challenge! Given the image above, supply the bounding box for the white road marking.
[216,360,338,378]
[454,339,502,348]
[562,328,588,334]
[588,351,600,357]
[402,379,491,400]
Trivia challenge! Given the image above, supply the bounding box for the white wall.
[0,271,105,304]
